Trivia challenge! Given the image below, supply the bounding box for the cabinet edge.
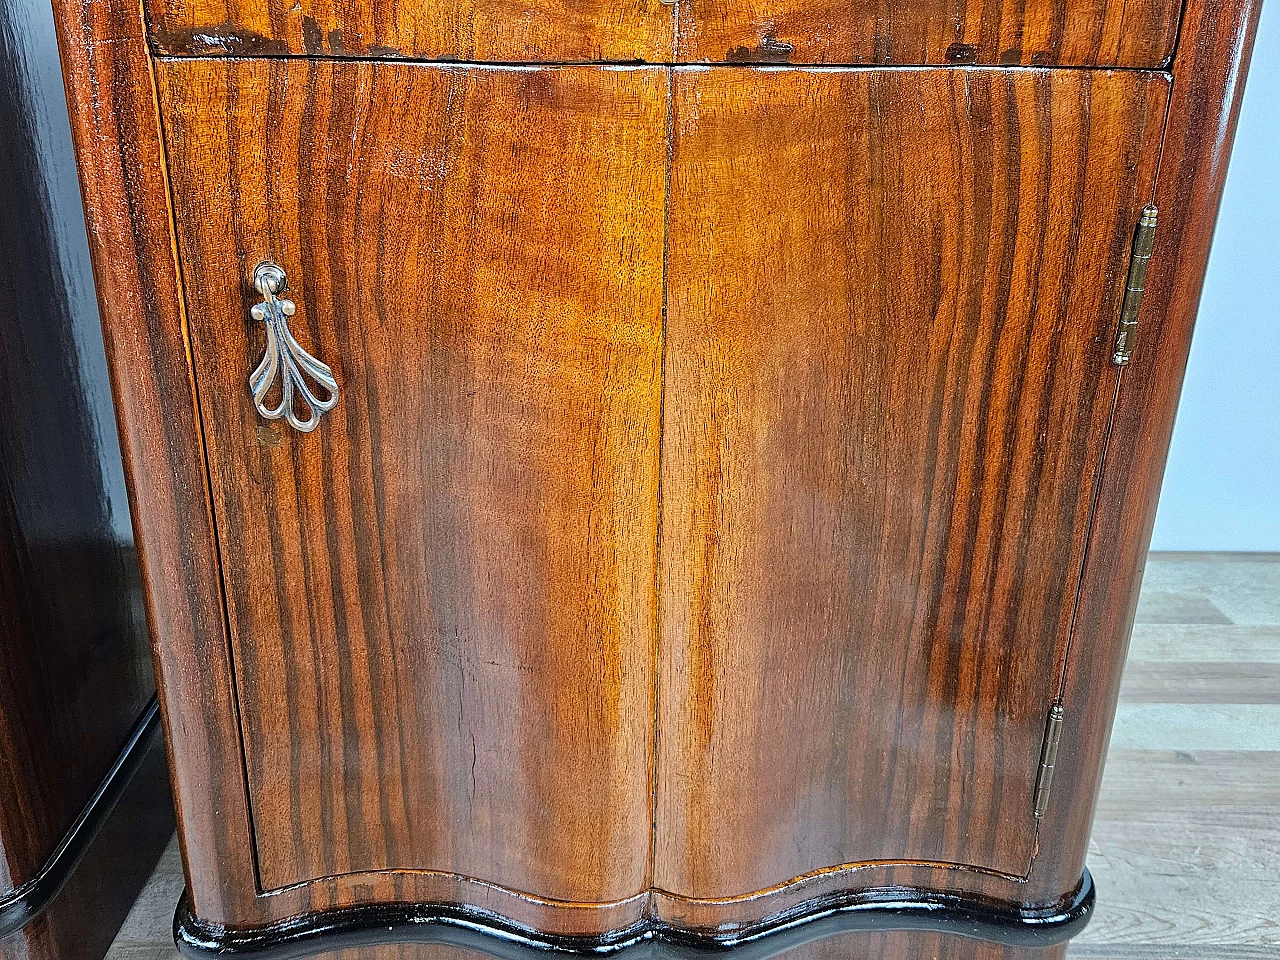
[1025,0,1265,902]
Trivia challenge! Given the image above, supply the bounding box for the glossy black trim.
[174,869,1092,959]
[0,698,164,940]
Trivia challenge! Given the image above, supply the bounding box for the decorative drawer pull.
[248,261,339,434]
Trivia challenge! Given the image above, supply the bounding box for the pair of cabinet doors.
[157,58,1166,910]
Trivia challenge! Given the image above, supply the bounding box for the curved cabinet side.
[0,705,169,942]
[46,0,263,927]
[1025,0,1265,904]
[0,0,153,889]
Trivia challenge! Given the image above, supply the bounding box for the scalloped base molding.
[174,870,1092,960]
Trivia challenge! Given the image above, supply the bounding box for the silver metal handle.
[248,261,339,434]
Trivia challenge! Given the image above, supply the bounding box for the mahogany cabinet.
[46,0,1260,951]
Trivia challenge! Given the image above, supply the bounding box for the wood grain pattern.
[145,0,675,61]
[141,934,1070,960]
[674,0,1180,65]
[1024,0,1265,906]
[141,0,1181,67]
[0,0,174,947]
[156,59,667,903]
[109,560,1280,960]
[49,0,1261,929]
[656,65,1167,899]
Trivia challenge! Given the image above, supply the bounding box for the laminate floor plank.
[1138,553,1280,626]
[1071,947,1280,959]
[1109,704,1280,749]
[1093,750,1280,818]
[1134,590,1234,624]
[1127,624,1280,662]
[1076,553,1280,957]
[104,839,183,960]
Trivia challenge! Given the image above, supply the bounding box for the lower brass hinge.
[1112,204,1159,365]
[1033,703,1065,820]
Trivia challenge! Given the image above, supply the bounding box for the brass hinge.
[1032,702,1065,820]
[1112,204,1159,365]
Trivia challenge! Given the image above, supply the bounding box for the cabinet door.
[157,60,666,903]
[657,66,1169,899]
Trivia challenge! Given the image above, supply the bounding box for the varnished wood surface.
[657,65,1167,898]
[144,0,674,60]
[127,890,1075,960]
[153,56,1171,933]
[157,60,666,904]
[1023,0,1265,906]
[0,0,174,950]
[0,0,156,897]
[141,0,1180,67]
[109,558,1280,959]
[673,0,1179,65]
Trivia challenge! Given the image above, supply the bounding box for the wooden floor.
[104,553,1280,960]
[1071,552,1280,959]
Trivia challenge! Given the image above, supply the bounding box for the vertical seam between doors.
[647,63,675,908]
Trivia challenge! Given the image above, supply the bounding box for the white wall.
[1150,1,1280,551]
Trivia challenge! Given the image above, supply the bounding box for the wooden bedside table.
[44,0,1262,952]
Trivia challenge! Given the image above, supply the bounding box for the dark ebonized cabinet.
[0,0,174,953]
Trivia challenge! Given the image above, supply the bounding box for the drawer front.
[657,66,1169,896]
[145,0,676,61]
[145,0,1180,66]
[674,0,1181,65]
[156,59,667,900]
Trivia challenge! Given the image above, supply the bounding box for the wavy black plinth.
[174,870,1093,960]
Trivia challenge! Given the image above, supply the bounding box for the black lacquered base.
[174,870,1092,960]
